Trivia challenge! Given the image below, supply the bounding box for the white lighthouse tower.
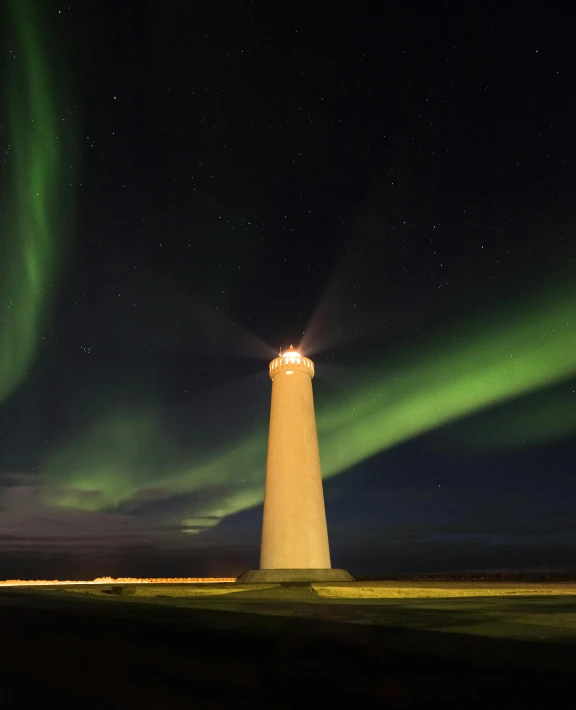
[237,347,353,583]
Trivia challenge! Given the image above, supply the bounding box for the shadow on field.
[0,590,574,708]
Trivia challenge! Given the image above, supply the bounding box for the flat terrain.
[1,582,575,708]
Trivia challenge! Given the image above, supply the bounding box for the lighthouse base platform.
[236,568,354,583]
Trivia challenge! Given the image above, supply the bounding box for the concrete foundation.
[236,568,355,583]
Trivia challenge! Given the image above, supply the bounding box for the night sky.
[1,1,575,580]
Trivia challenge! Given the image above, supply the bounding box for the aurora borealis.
[41,278,576,528]
[1,2,575,579]
[0,0,72,406]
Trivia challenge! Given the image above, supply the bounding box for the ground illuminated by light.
[0,577,235,587]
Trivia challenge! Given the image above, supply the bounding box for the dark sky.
[1,1,575,579]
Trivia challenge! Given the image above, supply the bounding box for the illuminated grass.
[60,583,275,597]
[312,582,576,598]
[7,579,575,600]
[123,585,275,597]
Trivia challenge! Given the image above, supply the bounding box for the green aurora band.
[0,0,69,404]
[43,282,576,531]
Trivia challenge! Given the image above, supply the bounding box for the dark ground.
[1,588,574,708]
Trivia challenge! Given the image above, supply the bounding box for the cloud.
[0,473,192,556]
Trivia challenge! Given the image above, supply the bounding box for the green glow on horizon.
[0,1,70,404]
[43,282,576,531]
[317,285,576,477]
[43,411,167,512]
[433,382,576,453]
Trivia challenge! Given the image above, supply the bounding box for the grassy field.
[313,580,576,598]
[63,582,277,597]
[50,579,576,647]
[58,579,576,599]
[1,584,575,707]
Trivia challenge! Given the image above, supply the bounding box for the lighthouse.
[237,347,353,583]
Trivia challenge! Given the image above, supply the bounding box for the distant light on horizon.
[0,577,236,587]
